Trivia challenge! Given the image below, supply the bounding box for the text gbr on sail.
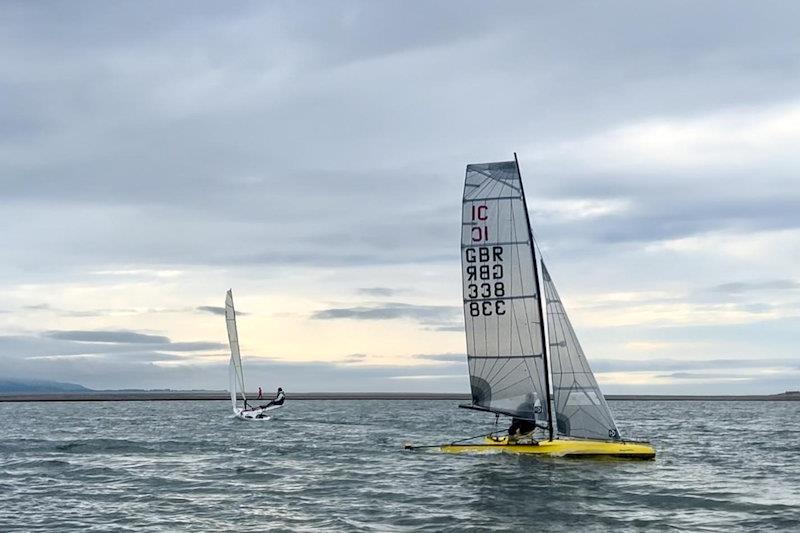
[465,203,506,317]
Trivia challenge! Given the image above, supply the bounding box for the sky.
[1,1,799,394]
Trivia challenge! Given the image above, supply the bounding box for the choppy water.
[0,400,798,531]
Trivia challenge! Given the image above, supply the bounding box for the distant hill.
[0,378,91,394]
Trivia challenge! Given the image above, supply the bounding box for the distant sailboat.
[226,289,283,420]
[410,155,654,458]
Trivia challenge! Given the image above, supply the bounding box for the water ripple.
[0,400,798,531]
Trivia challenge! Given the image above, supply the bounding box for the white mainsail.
[226,289,247,412]
[461,157,620,441]
[461,160,550,428]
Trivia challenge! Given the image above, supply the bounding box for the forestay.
[542,263,621,441]
[461,161,549,425]
[226,290,247,410]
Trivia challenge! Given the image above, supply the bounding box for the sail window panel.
[542,263,621,441]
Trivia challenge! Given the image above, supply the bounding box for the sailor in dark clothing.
[263,387,285,408]
[508,417,537,437]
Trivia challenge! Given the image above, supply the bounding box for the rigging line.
[449,429,509,445]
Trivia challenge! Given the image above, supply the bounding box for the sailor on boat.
[262,387,285,409]
[508,418,537,439]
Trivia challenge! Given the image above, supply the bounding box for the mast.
[514,152,555,441]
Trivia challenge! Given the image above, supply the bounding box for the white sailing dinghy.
[226,289,283,420]
[410,155,654,458]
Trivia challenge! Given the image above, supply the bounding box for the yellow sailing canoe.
[439,436,655,459]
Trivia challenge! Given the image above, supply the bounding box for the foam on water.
[0,400,798,531]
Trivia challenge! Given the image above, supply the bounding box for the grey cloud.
[413,353,466,364]
[0,332,222,362]
[536,193,800,254]
[311,303,460,326]
[163,341,225,352]
[197,306,226,316]
[43,330,170,344]
[592,358,797,373]
[357,287,400,297]
[709,280,800,294]
[2,349,795,395]
[426,323,464,332]
[655,372,738,380]
[3,2,800,394]
[3,2,800,280]
[20,304,168,318]
[197,305,249,317]
[23,303,51,310]
[0,351,470,392]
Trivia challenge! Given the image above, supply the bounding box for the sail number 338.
[465,204,505,316]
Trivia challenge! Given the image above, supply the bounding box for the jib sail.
[542,263,621,441]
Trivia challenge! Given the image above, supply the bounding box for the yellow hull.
[440,437,655,459]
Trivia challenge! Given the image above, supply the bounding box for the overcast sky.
[1,1,799,394]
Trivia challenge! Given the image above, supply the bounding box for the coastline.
[0,391,798,402]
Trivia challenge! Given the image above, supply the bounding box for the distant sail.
[461,161,549,424]
[226,290,247,410]
[542,263,621,440]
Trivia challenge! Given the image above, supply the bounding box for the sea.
[0,400,798,532]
